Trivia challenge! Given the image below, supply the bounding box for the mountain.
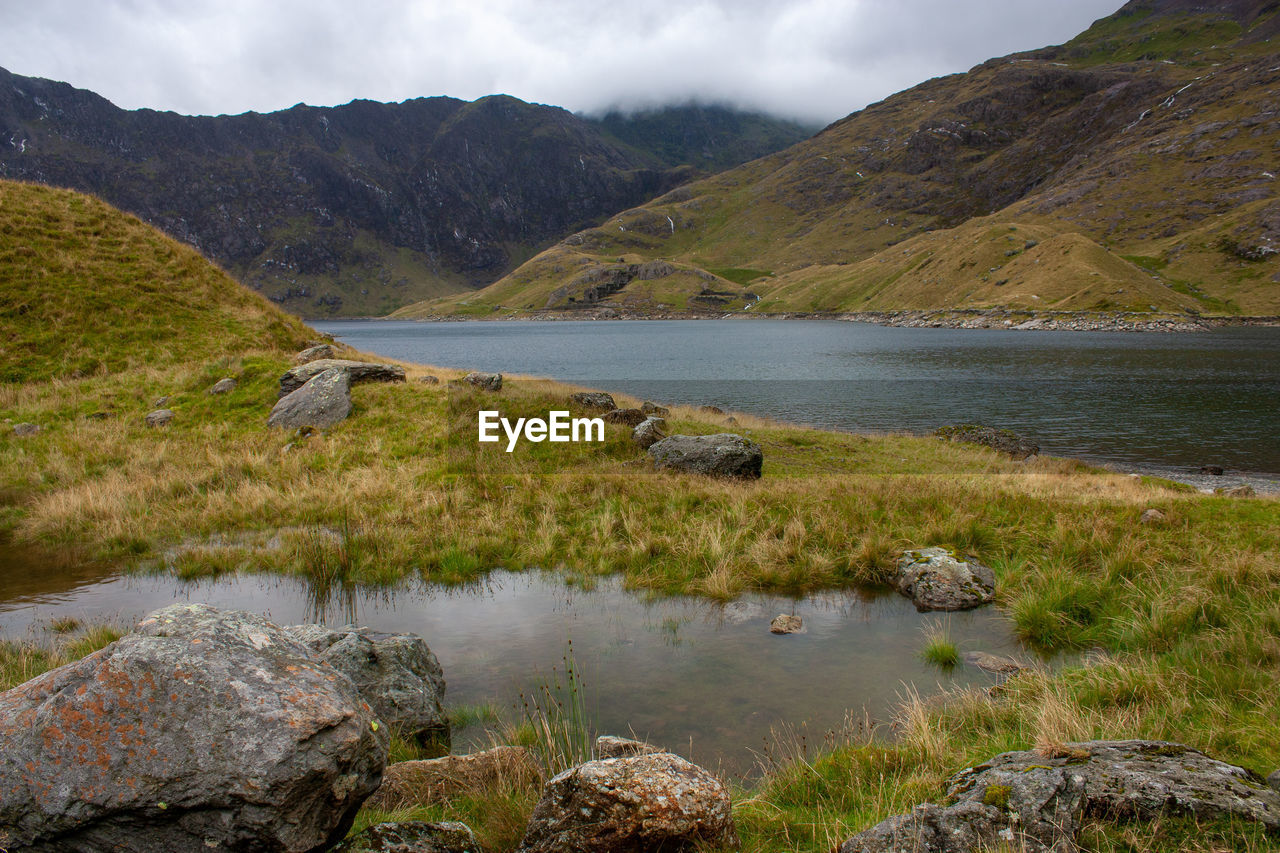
[0,180,311,383]
[0,71,811,318]
[396,0,1280,320]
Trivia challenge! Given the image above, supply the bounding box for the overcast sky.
[1,0,1123,124]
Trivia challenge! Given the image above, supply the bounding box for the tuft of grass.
[919,624,959,669]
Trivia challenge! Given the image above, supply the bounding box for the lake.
[315,319,1280,475]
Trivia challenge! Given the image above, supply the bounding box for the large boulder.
[517,753,738,853]
[603,407,646,426]
[632,416,667,449]
[279,359,406,397]
[648,433,763,479]
[569,391,616,411]
[366,746,543,810]
[331,821,481,853]
[208,377,237,395]
[0,604,387,853]
[934,424,1039,460]
[462,372,503,392]
[268,367,352,430]
[285,624,448,747]
[893,547,995,611]
[839,740,1280,853]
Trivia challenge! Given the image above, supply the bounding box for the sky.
[0,0,1125,125]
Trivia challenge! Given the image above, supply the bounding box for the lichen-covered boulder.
[332,821,481,853]
[517,753,738,853]
[0,604,388,853]
[894,547,995,611]
[279,359,406,397]
[366,746,542,810]
[839,740,1280,853]
[285,624,448,747]
[462,372,503,392]
[268,367,352,430]
[648,433,763,479]
[569,391,616,411]
[594,735,661,760]
[632,416,667,449]
[603,407,646,426]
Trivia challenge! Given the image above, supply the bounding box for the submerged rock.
[279,359,406,397]
[595,735,661,760]
[770,614,805,634]
[569,391,616,411]
[268,367,352,430]
[0,603,387,853]
[839,740,1280,853]
[284,624,448,747]
[331,821,481,853]
[367,746,541,810]
[632,416,667,449]
[518,753,738,853]
[649,433,763,479]
[894,547,995,612]
[961,651,1024,675]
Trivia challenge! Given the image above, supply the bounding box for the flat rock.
[366,746,541,810]
[280,359,405,397]
[295,343,336,364]
[603,407,646,426]
[12,422,39,436]
[839,740,1280,853]
[894,547,995,612]
[285,624,448,747]
[0,603,387,853]
[595,735,661,760]
[632,416,667,449]
[569,391,616,411]
[144,408,174,428]
[517,753,738,853]
[208,377,237,394]
[961,651,1024,674]
[649,433,763,479]
[770,614,805,634]
[268,367,352,430]
[331,821,481,853]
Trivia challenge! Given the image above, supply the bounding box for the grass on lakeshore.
[918,622,959,669]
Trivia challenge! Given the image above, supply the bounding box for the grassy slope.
[2,183,1278,851]
[399,4,1280,320]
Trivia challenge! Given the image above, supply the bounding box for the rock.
[279,359,406,397]
[569,391,616,411]
[418,375,440,385]
[1269,769,1280,793]
[961,651,1024,674]
[770,614,804,634]
[462,372,503,392]
[1199,465,1225,475]
[641,401,670,417]
[648,434,763,479]
[11,422,39,436]
[839,740,1280,853]
[366,746,541,810]
[1215,484,1256,497]
[632,416,667,449]
[208,377,237,394]
[152,395,170,408]
[284,624,448,747]
[144,408,174,428]
[295,343,336,364]
[0,603,387,852]
[934,424,1039,460]
[332,821,481,853]
[603,407,647,426]
[700,405,724,415]
[1139,508,1167,524]
[517,753,738,853]
[268,367,352,430]
[894,547,995,612]
[595,735,661,759]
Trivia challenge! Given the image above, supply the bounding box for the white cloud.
[0,0,1123,123]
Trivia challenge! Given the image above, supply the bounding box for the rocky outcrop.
[462,372,503,392]
[295,344,336,364]
[632,416,667,449]
[649,433,763,479]
[0,603,387,853]
[518,753,738,853]
[268,367,353,430]
[569,391,616,411]
[144,408,174,428]
[208,377,236,394]
[894,547,995,611]
[595,736,661,760]
[602,407,646,426]
[367,746,542,810]
[935,424,1039,460]
[839,740,1280,853]
[284,624,448,747]
[280,359,406,397]
[331,821,481,853]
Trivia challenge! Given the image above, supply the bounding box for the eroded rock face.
[518,753,738,853]
[462,372,503,392]
[268,367,352,430]
[894,547,995,611]
[839,740,1280,853]
[0,603,388,853]
[280,359,406,397]
[569,391,616,411]
[366,746,543,810]
[331,821,481,853]
[284,624,448,747]
[648,433,763,479]
[632,416,667,449]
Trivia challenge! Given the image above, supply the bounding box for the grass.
[0,622,125,691]
[919,623,959,669]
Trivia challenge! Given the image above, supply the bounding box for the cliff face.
[0,72,810,316]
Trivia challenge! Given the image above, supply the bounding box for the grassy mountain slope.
[402,0,1279,320]
[0,180,311,382]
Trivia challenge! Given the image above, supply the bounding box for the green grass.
[919,624,959,668]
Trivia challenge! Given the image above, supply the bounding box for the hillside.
[399,0,1280,320]
[0,72,810,318]
[0,180,311,382]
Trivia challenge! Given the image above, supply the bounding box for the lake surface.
[0,550,1025,777]
[315,319,1280,474]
